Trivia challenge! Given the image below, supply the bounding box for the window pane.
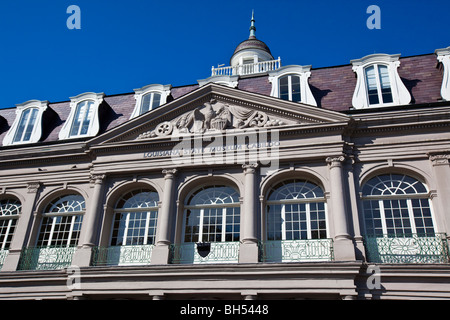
[70,101,94,137]
[291,76,301,102]
[140,93,152,114]
[184,209,201,243]
[365,66,379,105]
[378,65,393,103]
[22,108,38,142]
[383,199,412,236]
[411,198,435,236]
[279,76,289,101]
[80,101,94,135]
[152,93,161,109]
[13,109,31,142]
[267,204,282,241]
[70,101,85,136]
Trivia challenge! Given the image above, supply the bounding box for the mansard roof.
[0,52,445,149]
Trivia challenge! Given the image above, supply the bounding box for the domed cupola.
[230,11,274,67]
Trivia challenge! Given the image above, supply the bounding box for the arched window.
[111,189,159,246]
[361,174,435,237]
[13,108,39,143]
[365,65,393,106]
[0,198,21,250]
[266,179,327,241]
[140,92,161,114]
[37,194,85,247]
[183,185,240,243]
[69,100,95,137]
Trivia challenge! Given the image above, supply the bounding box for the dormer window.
[130,84,171,119]
[70,100,94,137]
[13,108,38,143]
[268,65,317,106]
[58,92,104,140]
[351,53,411,109]
[2,100,48,146]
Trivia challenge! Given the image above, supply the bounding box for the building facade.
[1,17,450,300]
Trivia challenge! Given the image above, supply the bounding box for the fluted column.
[239,163,259,263]
[72,174,105,267]
[151,169,177,265]
[1,182,40,272]
[326,156,355,261]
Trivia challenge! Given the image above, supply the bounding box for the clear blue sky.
[0,0,449,109]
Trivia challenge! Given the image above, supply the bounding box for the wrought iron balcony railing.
[363,233,450,264]
[0,249,8,270]
[259,239,334,263]
[18,246,77,271]
[170,241,240,264]
[91,245,154,266]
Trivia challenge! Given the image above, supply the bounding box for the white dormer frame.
[351,53,411,109]
[197,75,239,88]
[58,92,105,140]
[130,84,172,119]
[268,65,317,106]
[436,46,450,101]
[2,100,48,146]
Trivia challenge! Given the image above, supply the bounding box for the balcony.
[91,245,154,266]
[18,246,77,271]
[259,239,334,263]
[211,58,281,77]
[363,233,450,264]
[170,242,240,264]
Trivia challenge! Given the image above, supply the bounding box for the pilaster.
[1,182,40,272]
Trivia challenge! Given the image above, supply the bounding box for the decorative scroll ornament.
[137,99,286,140]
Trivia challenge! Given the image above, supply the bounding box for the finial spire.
[249,10,256,39]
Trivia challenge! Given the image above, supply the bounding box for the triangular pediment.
[88,83,350,146]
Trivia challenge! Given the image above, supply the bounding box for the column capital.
[89,173,106,185]
[162,169,178,179]
[27,181,41,194]
[326,156,346,168]
[428,153,450,166]
[243,163,259,174]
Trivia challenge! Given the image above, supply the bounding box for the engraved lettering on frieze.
[137,99,287,140]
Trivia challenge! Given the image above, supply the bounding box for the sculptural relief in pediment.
[137,99,293,139]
